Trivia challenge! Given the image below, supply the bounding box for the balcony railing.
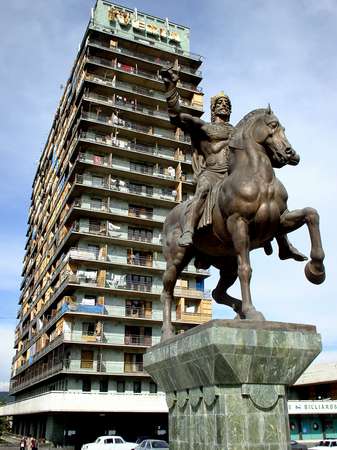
[176,310,212,322]
[87,55,202,93]
[124,334,152,346]
[85,74,203,111]
[125,306,152,319]
[88,38,202,77]
[78,129,193,163]
[84,92,168,119]
[71,201,164,223]
[10,361,63,393]
[124,362,144,373]
[78,151,181,182]
[81,111,191,144]
[75,173,177,202]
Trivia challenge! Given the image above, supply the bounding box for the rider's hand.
[160,66,180,88]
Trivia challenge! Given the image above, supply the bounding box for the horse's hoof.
[305,261,326,285]
[244,308,266,321]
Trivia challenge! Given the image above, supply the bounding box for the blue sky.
[0,0,336,389]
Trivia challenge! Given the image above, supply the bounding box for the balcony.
[125,305,152,319]
[84,91,168,120]
[70,203,165,227]
[10,361,63,394]
[77,151,185,185]
[87,55,202,93]
[124,334,152,346]
[81,111,191,144]
[84,73,203,112]
[89,22,203,63]
[176,310,212,324]
[88,38,202,78]
[78,130,193,164]
[124,362,144,373]
[74,173,177,203]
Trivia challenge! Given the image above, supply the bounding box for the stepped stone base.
[144,319,321,450]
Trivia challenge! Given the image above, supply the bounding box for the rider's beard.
[214,106,230,121]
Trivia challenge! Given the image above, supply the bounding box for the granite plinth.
[144,320,321,450]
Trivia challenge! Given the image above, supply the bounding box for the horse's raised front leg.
[227,214,265,321]
[278,208,325,284]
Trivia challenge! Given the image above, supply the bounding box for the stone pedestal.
[144,320,321,450]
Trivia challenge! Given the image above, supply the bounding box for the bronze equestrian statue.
[160,67,326,341]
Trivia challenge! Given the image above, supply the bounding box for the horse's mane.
[230,108,268,150]
[234,108,267,131]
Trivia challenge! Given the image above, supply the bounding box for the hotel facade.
[2,1,211,445]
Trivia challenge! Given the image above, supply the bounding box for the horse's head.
[230,107,300,168]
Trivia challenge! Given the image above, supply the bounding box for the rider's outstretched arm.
[161,67,204,135]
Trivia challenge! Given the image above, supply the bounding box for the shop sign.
[288,400,337,415]
[107,6,180,42]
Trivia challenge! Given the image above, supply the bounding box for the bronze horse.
[161,107,326,340]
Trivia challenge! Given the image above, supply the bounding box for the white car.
[81,436,137,450]
[309,440,337,449]
[135,440,169,450]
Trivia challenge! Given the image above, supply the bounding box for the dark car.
[291,440,307,450]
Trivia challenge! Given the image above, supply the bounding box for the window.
[185,300,197,314]
[149,381,157,393]
[82,322,95,336]
[128,226,153,243]
[129,182,153,196]
[81,350,94,368]
[130,161,153,175]
[196,277,204,291]
[128,204,153,219]
[133,380,141,393]
[99,379,108,392]
[92,175,104,187]
[127,249,153,267]
[82,378,91,392]
[117,380,125,392]
[88,244,100,258]
[115,439,123,444]
[126,274,152,291]
[89,219,101,233]
[125,300,152,318]
[90,197,102,210]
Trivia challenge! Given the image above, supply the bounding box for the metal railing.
[78,129,192,162]
[88,38,202,77]
[85,73,203,110]
[125,306,152,319]
[75,173,177,202]
[81,110,191,143]
[124,362,144,373]
[124,334,152,346]
[84,91,168,118]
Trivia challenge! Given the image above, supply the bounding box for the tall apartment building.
[3,0,211,446]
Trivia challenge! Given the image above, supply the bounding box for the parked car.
[291,440,307,449]
[81,436,137,450]
[134,439,169,449]
[135,437,151,445]
[309,440,337,449]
